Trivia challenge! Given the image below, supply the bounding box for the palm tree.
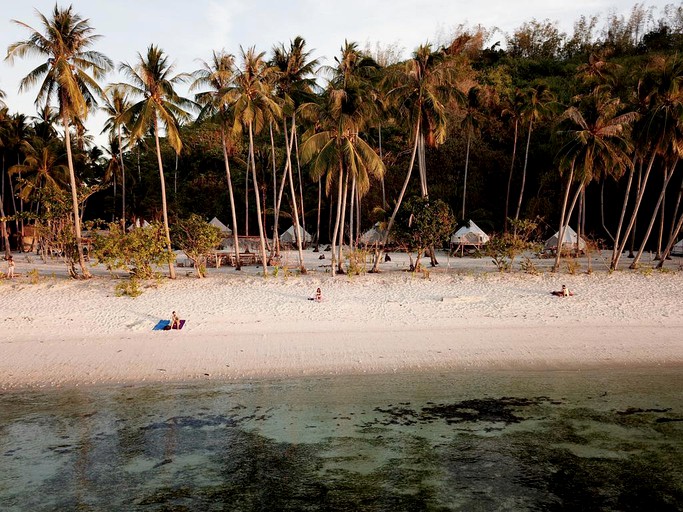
[191,50,243,270]
[553,89,635,272]
[118,45,193,279]
[270,37,319,272]
[501,88,525,232]
[371,43,456,271]
[514,84,554,224]
[6,5,113,277]
[461,86,482,220]
[9,137,69,203]
[231,46,282,276]
[102,85,132,225]
[611,56,683,270]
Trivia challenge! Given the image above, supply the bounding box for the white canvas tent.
[544,226,586,252]
[209,217,232,235]
[672,239,683,256]
[450,220,490,247]
[127,218,149,231]
[280,224,312,245]
[360,222,387,245]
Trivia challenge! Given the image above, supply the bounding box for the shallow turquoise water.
[0,368,681,511]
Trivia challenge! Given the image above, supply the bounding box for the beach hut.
[544,226,586,253]
[450,220,490,254]
[360,222,387,246]
[672,239,683,256]
[280,224,312,246]
[209,217,232,235]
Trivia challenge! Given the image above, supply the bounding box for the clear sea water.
[0,368,681,511]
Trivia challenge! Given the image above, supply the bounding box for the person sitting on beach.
[551,284,573,297]
[165,311,181,330]
[308,288,323,302]
[6,255,15,279]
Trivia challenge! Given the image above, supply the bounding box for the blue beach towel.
[153,319,186,331]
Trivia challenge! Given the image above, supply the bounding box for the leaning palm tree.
[371,43,456,271]
[6,5,113,278]
[460,86,482,220]
[102,85,132,225]
[191,50,243,269]
[553,89,636,272]
[118,45,193,279]
[270,36,320,272]
[514,84,555,224]
[230,47,282,276]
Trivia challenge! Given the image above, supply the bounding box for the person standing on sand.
[6,255,15,279]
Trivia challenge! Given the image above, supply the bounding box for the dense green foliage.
[171,214,222,278]
[3,2,683,276]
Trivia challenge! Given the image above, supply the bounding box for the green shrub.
[171,214,222,278]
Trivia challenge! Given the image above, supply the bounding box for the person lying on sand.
[308,288,323,302]
[164,311,181,330]
[551,284,573,297]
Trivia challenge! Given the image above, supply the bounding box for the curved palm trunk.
[248,122,268,276]
[630,162,677,268]
[611,152,656,270]
[552,164,575,272]
[153,119,176,279]
[221,126,241,270]
[270,119,296,260]
[0,193,11,259]
[330,163,344,277]
[609,163,635,264]
[514,118,533,224]
[371,122,421,272]
[600,179,614,243]
[284,119,306,272]
[418,133,428,198]
[315,178,322,250]
[462,129,472,220]
[657,194,683,268]
[293,115,306,239]
[504,119,519,233]
[63,113,91,279]
[117,126,126,226]
[337,171,350,273]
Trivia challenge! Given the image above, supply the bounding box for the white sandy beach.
[1,249,682,389]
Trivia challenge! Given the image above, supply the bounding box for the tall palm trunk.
[293,115,306,239]
[657,187,683,267]
[63,111,91,278]
[349,175,356,249]
[379,123,387,209]
[118,125,126,227]
[514,118,533,224]
[462,128,472,220]
[315,178,322,250]
[504,118,519,233]
[244,155,250,237]
[284,118,306,272]
[611,152,656,270]
[221,126,241,270]
[371,120,421,272]
[271,119,296,260]
[418,132,428,197]
[0,193,11,259]
[330,163,344,277]
[630,162,677,268]
[610,163,635,263]
[248,122,268,276]
[337,171,350,273]
[153,118,176,279]
[552,164,576,272]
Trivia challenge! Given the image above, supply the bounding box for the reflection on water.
[0,369,681,511]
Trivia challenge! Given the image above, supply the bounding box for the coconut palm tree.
[230,46,282,276]
[461,86,482,220]
[6,5,113,277]
[191,50,244,269]
[9,137,69,203]
[102,85,132,225]
[118,45,193,279]
[514,84,555,224]
[270,36,319,272]
[611,55,683,270]
[553,89,636,272]
[371,43,456,271]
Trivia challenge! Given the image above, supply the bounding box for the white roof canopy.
[209,217,232,234]
[450,220,490,245]
[544,226,586,251]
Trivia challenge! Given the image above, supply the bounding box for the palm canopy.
[556,89,637,184]
[271,36,320,114]
[101,85,132,141]
[230,46,282,137]
[6,5,112,119]
[190,50,237,122]
[9,137,69,202]
[118,45,194,154]
[384,43,457,147]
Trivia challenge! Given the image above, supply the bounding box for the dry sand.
[1,249,682,389]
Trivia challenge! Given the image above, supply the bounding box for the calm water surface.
[0,368,681,511]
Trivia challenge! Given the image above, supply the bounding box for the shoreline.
[2,250,682,390]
